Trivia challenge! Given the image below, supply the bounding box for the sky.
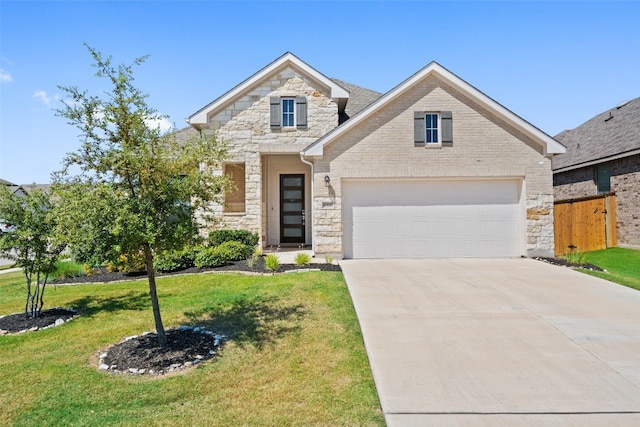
[1,0,639,185]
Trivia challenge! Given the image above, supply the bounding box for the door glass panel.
[283,228,303,237]
[283,202,303,212]
[283,190,302,199]
[283,215,302,225]
[283,177,303,187]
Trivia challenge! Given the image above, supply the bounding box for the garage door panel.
[343,180,521,258]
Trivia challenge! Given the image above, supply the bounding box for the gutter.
[299,152,315,257]
[553,148,640,174]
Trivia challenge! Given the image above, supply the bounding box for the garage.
[342,179,523,258]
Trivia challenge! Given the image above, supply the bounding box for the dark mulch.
[0,308,79,334]
[51,256,342,285]
[100,328,220,375]
[3,257,338,375]
[534,257,604,271]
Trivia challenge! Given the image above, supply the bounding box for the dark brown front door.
[280,174,305,244]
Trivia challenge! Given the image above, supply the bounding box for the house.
[552,97,640,248]
[186,53,565,259]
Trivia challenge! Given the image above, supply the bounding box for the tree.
[53,45,230,346]
[0,186,66,318]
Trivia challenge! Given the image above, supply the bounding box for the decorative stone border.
[0,307,80,335]
[98,326,224,376]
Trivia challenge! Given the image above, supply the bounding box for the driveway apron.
[341,258,640,426]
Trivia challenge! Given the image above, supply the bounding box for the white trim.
[553,148,640,174]
[303,62,566,157]
[188,52,349,126]
[281,97,296,128]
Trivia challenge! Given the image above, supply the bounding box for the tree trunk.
[143,244,167,347]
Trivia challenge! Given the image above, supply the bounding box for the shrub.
[294,252,311,266]
[565,251,587,265]
[216,241,252,261]
[324,255,334,265]
[265,254,280,271]
[155,246,202,272]
[194,246,229,269]
[107,252,145,273]
[208,229,259,248]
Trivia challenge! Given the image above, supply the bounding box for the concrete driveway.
[341,258,640,426]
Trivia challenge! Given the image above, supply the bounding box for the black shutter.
[414,111,425,146]
[441,111,453,146]
[270,97,281,128]
[296,96,307,129]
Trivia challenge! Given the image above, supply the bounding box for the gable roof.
[552,96,640,172]
[187,52,350,127]
[303,61,565,158]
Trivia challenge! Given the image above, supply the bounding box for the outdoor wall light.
[324,175,330,186]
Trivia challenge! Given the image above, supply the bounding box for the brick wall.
[554,153,640,247]
[312,76,555,257]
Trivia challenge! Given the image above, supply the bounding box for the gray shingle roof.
[331,79,382,124]
[552,96,640,170]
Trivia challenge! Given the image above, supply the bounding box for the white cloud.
[145,116,173,133]
[33,90,59,106]
[0,68,12,83]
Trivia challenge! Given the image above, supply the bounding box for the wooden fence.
[554,194,616,256]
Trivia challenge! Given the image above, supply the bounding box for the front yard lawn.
[579,247,640,291]
[0,270,384,426]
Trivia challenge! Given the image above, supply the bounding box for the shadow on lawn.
[67,291,149,317]
[184,296,307,349]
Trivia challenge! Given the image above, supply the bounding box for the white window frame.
[282,98,296,128]
[425,113,440,145]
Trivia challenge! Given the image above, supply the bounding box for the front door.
[280,174,305,244]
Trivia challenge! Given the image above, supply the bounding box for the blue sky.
[1,0,639,184]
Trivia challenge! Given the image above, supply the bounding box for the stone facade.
[554,153,640,247]
[201,67,339,245]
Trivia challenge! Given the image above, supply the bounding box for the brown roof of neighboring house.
[552,96,640,171]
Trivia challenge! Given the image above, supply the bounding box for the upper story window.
[425,113,439,144]
[282,98,295,128]
[414,111,453,147]
[270,96,307,130]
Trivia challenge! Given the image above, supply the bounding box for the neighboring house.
[553,97,640,248]
[0,179,27,197]
[186,52,565,259]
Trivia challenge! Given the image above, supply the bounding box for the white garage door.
[342,180,522,258]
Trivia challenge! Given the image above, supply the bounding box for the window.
[270,96,307,130]
[425,113,439,144]
[596,164,611,194]
[414,111,453,147]
[224,163,245,213]
[282,98,295,128]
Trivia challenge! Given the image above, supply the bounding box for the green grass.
[579,247,640,291]
[0,271,384,426]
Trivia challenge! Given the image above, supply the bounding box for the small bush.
[253,246,263,257]
[194,246,229,268]
[82,264,100,276]
[107,252,145,273]
[208,229,259,248]
[294,252,311,266]
[265,254,280,271]
[155,246,202,272]
[52,261,85,280]
[324,255,334,265]
[216,241,252,261]
[565,251,587,265]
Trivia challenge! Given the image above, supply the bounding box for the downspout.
[300,152,315,257]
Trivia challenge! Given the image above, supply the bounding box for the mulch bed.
[2,258,340,376]
[0,307,79,335]
[533,256,604,271]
